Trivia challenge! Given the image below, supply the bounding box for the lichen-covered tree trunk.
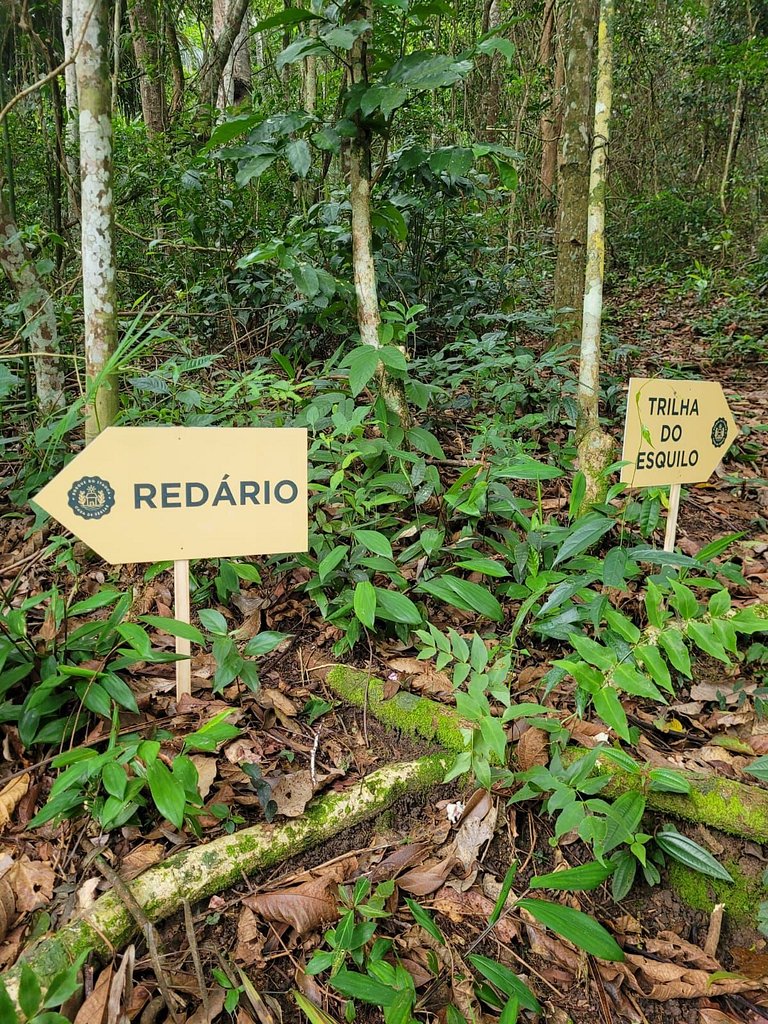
[75,0,119,442]
[347,6,409,425]
[62,0,80,215]
[0,185,67,413]
[127,0,167,135]
[552,0,596,349]
[576,0,614,506]
[215,0,252,109]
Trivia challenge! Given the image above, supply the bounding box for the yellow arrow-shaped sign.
[621,378,739,489]
[33,427,308,564]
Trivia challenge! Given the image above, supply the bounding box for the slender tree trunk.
[719,76,746,216]
[166,11,185,117]
[111,0,122,115]
[302,13,318,114]
[62,0,80,216]
[0,183,67,414]
[197,0,250,114]
[576,0,614,507]
[347,5,409,425]
[127,0,166,135]
[552,0,596,349]
[74,0,119,442]
[540,0,564,218]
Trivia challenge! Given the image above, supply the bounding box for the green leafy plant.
[0,953,87,1024]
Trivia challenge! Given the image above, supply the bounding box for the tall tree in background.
[552,0,595,348]
[61,0,79,214]
[127,0,167,134]
[197,0,251,115]
[0,180,67,413]
[577,0,614,505]
[75,0,118,442]
[216,1,251,110]
[539,0,564,219]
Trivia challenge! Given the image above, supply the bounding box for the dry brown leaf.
[119,843,165,881]
[234,907,266,966]
[516,727,549,770]
[9,856,55,913]
[185,988,226,1024]
[567,719,611,747]
[388,659,453,697]
[370,842,431,883]
[191,756,218,800]
[245,862,347,935]
[698,1010,742,1024]
[74,965,113,1024]
[623,953,767,1000]
[0,775,29,832]
[258,690,298,717]
[449,797,496,872]
[432,886,518,944]
[77,877,101,912]
[397,855,456,897]
[0,874,14,943]
[269,771,315,818]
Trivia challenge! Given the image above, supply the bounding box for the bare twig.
[183,901,209,1023]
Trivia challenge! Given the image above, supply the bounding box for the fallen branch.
[326,666,768,843]
[1,754,447,1014]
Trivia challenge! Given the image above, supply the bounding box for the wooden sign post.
[33,427,308,699]
[621,378,739,551]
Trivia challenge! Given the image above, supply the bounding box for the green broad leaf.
[696,532,744,561]
[603,547,629,588]
[101,762,127,800]
[708,588,731,618]
[43,957,86,1009]
[649,768,691,794]
[686,621,730,664]
[455,557,509,578]
[499,995,519,1024]
[604,608,641,644]
[603,792,646,853]
[610,850,638,901]
[100,673,140,713]
[345,345,380,396]
[116,622,152,657]
[67,589,122,615]
[553,515,614,566]
[407,425,445,459]
[670,581,699,620]
[497,455,563,481]
[330,969,397,1006]
[0,979,17,1022]
[292,263,319,297]
[146,758,186,829]
[385,52,473,90]
[654,829,733,882]
[356,529,393,560]
[244,631,290,657]
[445,1006,468,1024]
[489,862,518,926]
[140,615,205,645]
[235,150,278,186]
[516,898,624,961]
[184,711,242,753]
[416,575,503,622]
[568,634,616,671]
[276,36,324,72]
[198,608,229,636]
[530,861,614,892]
[633,644,673,693]
[612,663,665,702]
[658,628,692,678]
[405,897,445,944]
[377,345,408,371]
[254,8,321,32]
[373,587,423,625]
[745,755,768,781]
[354,580,377,630]
[205,112,262,151]
[318,544,348,581]
[492,158,518,190]
[19,963,42,1018]
[596,747,642,774]
[75,679,112,718]
[293,990,339,1024]
[467,955,542,1013]
[322,21,372,48]
[477,35,515,62]
[285,139,311,178]
[360,84,408,118]
[593,686,630,742]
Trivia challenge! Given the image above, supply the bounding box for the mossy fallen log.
[1,754,448,1014]
[326,665,768,843]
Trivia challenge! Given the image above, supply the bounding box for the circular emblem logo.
[711,417,729,449]
[67,476,116,520]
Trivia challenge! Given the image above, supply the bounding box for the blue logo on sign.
[67,476,116,520]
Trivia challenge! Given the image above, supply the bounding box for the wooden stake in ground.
[174,559,191,699]
[663,483,681,553]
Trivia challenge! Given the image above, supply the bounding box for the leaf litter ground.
[1,286,768,1024]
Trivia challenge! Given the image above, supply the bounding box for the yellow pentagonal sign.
[621,378,739,488]
[33,427,308,563]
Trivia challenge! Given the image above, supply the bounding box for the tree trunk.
[74,0,119,443]
[719,75,746,215]
[166,11,185,117]
[111,0,122,114]
[61,0,80,216]
[539,0,564,218]
[127,0,166,135]
[576,0,614,507]
[197,0,250,114]
[0,184,67,414]
[346,5,409,425]
[215,0,251,109]
[552,0,596,349]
